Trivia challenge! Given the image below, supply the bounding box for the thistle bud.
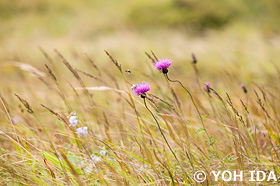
[240,83,247,93]
[192,53,197,64]
[204,82,211,93]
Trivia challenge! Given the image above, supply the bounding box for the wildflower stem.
[165,74,220,158]
[143,98,191,183]
[0,95,20,144]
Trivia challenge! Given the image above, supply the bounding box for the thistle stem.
[165,74,220,158]
[143,97,191,183]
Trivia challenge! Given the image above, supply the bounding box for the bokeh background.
[1,0,280,59]
[0,0,280,91]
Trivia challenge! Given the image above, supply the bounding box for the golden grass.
[0,23,280,185]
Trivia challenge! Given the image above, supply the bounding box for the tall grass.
[0,46,279,186]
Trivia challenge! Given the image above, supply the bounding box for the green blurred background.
[1,0,280,35]
[0,0,279,74]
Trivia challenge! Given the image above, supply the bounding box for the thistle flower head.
[69,116,78,127]
[76,127,88,137]
[154,58,172,74]
[204,82,211,93]
[131,82,150,98]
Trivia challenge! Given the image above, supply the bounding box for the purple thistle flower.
[204,82,211,93]
[154,58,172,74]
[131,82,151,98]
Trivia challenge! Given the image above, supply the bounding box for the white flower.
[69,116,78,127]
[100,150,106,156]
[84,166,93,174]
[90,154,100,163]
[131,84,136,90]
[76,127,88,137]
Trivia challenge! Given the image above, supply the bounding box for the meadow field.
[0,0,280,185]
